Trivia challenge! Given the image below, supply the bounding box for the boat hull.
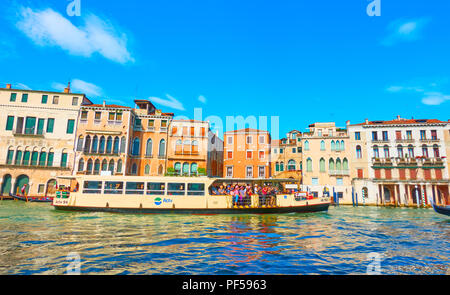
[10,194,53,203]
[54,202,330,215]
[432,203,450,217]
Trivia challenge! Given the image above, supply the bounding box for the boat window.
[125,182,145,195]
[187,183,205,196]
[167,183,185,196]
[83,181,102,194]
[104,181,124,195]
[147,182,165,195]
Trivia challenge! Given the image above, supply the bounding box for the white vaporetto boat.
[53,175,331,214]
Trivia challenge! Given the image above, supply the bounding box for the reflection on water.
[0,201,448,275]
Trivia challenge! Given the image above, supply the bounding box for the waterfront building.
[74,101,133,177]
[300,122,352,203]
[347,116,450,206]
[223,128,271,179]
[167,119,223,177]
[0,83,92,197]
[271,130,303,181]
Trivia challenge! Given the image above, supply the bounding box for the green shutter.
[23,151,30,166]
[47,118,54,133]
[47,152,54,167]
[6,116,14,131]
[31,152,39,166]
[39,152,47,166]
[25,117,36,134]
[10,93,17,102]
[15,151,23,165]
[41,95,48,104]
[61,153,68,168]
[66,119,75,134]
[37,119,45,135]
[7,150,14,165]
[21,93,28,102]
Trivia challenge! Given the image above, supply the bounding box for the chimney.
[64,82,71,93]
[396,115,401,120]
[346,120,350,126]
[103,100,106,107]
[365,118,369,124]
[6,84,11,89]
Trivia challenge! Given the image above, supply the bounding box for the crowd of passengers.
[210,184,282,207]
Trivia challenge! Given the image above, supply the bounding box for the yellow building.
[301,122,352,203]
[271,130,303,181]
[0,83,91,197]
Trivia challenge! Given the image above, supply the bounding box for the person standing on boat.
[21,184,28,197]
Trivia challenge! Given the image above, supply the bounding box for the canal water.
[0,201,448,275]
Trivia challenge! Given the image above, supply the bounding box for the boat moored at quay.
[52,175,331,214]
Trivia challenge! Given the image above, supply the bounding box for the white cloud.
[52,79,103,97]
[149,94,185,111]
[198,95,207,104]
[381,18,429,46]
[387,81,450,106]
[421,92,450,106]
[15,6,133,64]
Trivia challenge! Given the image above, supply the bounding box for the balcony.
[371,139,390,144]
[395,138,415,144]
[329,170,350,176]
[160,127,168,133]
[13,128,45,138]
[420,138,440,144]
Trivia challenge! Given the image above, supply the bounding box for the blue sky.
[1,0,449,138]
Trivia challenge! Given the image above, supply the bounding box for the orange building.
[223,128,271,179]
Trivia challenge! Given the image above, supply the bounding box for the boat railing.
[213,194,278,208]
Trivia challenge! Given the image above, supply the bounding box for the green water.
[0,201,448,275]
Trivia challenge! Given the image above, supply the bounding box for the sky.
[0,0,449,139]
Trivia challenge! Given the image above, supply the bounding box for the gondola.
[10,193,53,203]
[431,200,450,217]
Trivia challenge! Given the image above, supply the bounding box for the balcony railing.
[13,128,45,138]
[329,170,350,176]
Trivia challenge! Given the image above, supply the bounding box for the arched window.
[287,160,296,171]
[86,159,93,174]
[174,162,181,175]
[23,149,31,166]
[304,140,310,151]
[131,163,137,175]
[433,144,440,158]
[84,135,91,153]
[320,140,325,151]
[183,140,191,154]
[306,158,312,172]
[329,158,335,171]
[275,162,280,172]
[101,159,108,171]
[99,136,106,154]
[47,148,55,167]
[192,140,199,154]
[146,139,153,157]
[132,138,140,156]
[78,158,84,172]
[106,136,113,154]
[373,145,379,158]
[144,164,150,175]
[319,158,325,172]
[356,145,362,159]
[39,149,47,166]
[331,140,335,151]
[340,140,345,151]
[280,161,285,172]
[343,158,349,171]
[335,141,340,151]
[94,159,100,175]
[77,135,84,152]
[422,145,429,158]
[336,158,342,171]
[120,137,126,153]
[108,160,115,174]
[408,145,414,158]
[383,145,390,158]
[91,136,98,153]
[15,147,23,166]
[117,159,123,173]
[159,139,166,157]
[191,163,198,175]
[397,145,404,158]
[182,162,190,175]
[113,137,120,154]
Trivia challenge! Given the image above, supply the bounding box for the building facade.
[301,122,352,203]
[271,130,303,181]
[347,117,450,206]
[223,128,271,179]
[0,84,91,197]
